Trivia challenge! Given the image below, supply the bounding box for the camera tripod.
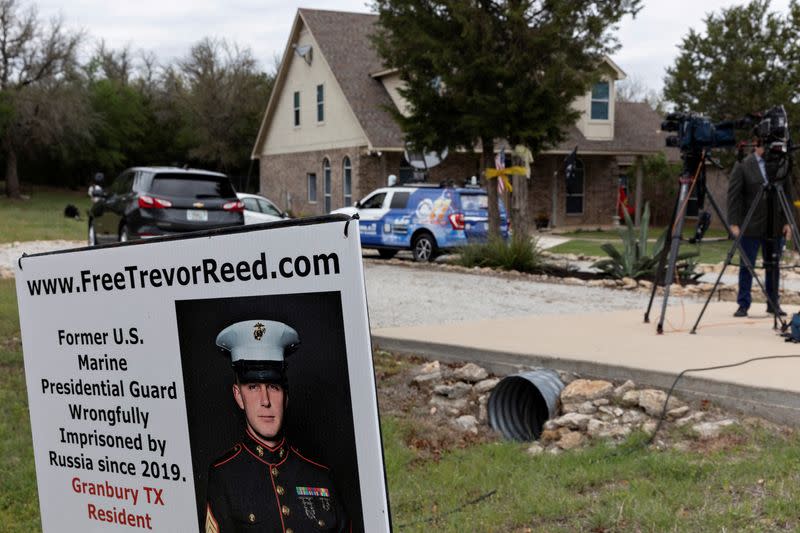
[691,149,800,333]
[644,149,777,334]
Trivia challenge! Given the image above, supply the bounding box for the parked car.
[237,192,290,225]
[331,183,509,261]
[88,166,244,245]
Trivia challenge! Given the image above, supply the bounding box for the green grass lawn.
[0,279,40,532]
[550,225,738,265]
[0,184,89,243]
[385,416,800,532]
[551,238,734,265]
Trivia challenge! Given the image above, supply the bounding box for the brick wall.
[261,148,621,226]
[526,155,619,227]
[260,147,365,217]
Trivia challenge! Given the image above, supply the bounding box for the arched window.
[565,159,584,215]
[323,158,332,213]
[342,156,352,206]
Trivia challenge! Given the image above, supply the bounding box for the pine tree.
[371,0,641,235]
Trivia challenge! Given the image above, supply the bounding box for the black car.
[88,166,244,245]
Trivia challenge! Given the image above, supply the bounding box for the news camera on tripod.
[645,110,751,334]
[728,106,796,318]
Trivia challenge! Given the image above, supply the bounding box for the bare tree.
[85,41,134,84]
[615,74,664,113]
[0,0,83,197]
[174,38,274,173]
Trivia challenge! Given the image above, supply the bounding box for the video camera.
[660,111,752,244]
[661,112,749,153]
[754,105,790,150]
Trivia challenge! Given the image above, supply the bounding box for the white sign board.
[15,217,390,532]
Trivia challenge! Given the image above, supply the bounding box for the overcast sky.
[35,0,793,96]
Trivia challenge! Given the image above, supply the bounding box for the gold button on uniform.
[318,519,326,527]
[281,505,290,516]
[248,513,255,523]
[271,467,279,477]
[286,529,294,533]
[276,485,285,496]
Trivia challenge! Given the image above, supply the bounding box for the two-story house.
[252,8,670,227]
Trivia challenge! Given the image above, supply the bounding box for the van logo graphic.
[193,202,204,208]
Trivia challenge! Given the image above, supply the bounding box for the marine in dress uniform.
[205,320,350,533]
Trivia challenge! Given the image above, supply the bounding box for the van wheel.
[412,233,437,262]
[378,249,397,259]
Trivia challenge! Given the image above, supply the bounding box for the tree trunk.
[5,146,20,198]
[482,138,500,238]
[511,155,530,238]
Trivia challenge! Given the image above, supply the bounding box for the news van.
[332,184,509,261]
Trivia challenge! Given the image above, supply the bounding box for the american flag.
[495,148,506,194]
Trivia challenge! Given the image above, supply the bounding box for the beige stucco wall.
[261,25,368,156]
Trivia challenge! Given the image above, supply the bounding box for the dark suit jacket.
[727,152,795,238]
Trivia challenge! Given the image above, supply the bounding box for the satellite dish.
[404,145,448,170]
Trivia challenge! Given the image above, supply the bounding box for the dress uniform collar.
[242,427,288,465]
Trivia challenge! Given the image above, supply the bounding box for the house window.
[323,158,332,212]
[307,173,317,203]
[566,159,584,215]
[343,156,352,206]
[316,84,324,123]
[591,82,609,120]
[293,91,300,126]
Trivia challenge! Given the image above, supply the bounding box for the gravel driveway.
[363,262,661,328]
[1,241,674,329]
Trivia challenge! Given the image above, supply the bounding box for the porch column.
[634,155,643,226]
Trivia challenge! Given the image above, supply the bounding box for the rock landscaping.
[376,352,775,457]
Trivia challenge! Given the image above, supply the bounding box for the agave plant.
[592,203,698,280]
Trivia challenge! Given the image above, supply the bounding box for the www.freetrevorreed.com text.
[25,251,341,296]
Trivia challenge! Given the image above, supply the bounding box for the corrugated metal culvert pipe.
[488,369,564,441]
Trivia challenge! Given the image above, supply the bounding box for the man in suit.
[727,142,794,317]
[205,320,349,533]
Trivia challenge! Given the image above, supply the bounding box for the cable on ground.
[647,354,800,446]
[396,490,497,529]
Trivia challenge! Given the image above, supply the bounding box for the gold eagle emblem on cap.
[253,322,266,341]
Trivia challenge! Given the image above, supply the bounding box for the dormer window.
[591,82,610,120]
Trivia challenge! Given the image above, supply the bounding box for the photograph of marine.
[205,320,349,533]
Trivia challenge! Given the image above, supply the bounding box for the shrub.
[592,202,698,280]
[456,234,545,273]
